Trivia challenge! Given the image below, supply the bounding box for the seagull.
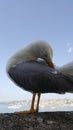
[6,40,73,114]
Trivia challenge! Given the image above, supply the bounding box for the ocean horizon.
[0,99,73,113]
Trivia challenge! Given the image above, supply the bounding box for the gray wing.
[8,61,73,94]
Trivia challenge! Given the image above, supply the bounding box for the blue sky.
[0,0,73,102]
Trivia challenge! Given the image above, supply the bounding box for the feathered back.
[57,61,73,76]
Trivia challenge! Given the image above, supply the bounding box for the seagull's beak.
[47,61,55,69]
[45,59,55,69]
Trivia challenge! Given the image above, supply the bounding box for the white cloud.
[66,42,73,53]
[67,47,73,53]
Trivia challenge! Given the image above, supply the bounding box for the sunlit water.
[0,103,73,113]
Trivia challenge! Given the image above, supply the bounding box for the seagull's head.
[6,40,55,71]
[29,40,55,69]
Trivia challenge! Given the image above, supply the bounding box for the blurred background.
[0,0,73,102]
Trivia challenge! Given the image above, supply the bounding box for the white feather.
[6,40,53,71]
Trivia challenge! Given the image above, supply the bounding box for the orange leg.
[15,93,41,114]
[35,93,41,112]
[15,93,36,114]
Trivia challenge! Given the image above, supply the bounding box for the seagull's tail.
[56,61,73,77]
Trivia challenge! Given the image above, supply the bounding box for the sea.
[0,101,73,113]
